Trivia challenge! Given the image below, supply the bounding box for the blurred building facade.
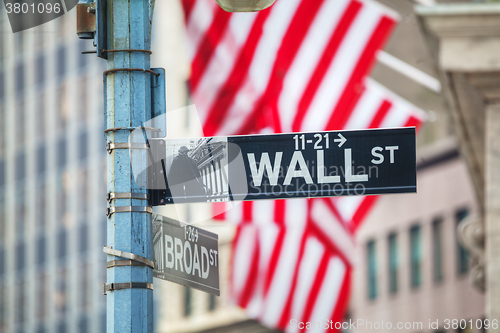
[352,138,485,333]
[0,7,108,333]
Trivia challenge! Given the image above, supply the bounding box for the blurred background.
[0,0,498,332]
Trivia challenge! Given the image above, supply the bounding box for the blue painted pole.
[105,0,153,331]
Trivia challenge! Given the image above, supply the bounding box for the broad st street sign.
[152,214,220,296]
[142,127,417,206]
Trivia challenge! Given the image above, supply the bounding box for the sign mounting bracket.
[103,246,155,269]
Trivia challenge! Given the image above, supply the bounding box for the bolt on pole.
[104,0,154,331]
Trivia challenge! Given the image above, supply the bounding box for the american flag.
[181,0,425,331]
[217,79,425,331]
[182,0,399,135]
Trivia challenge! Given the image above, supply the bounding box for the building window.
[410,225,422,288]
[78,315,88,333]
[36,235,46,266]
[36,144,46,175]
[79,223,88,253]
[0,159,4,190]
[432,218,443,282]
[100,313,106,333]
[0,73,3,104]
[0,22,3,65]
[56,269,67,316]
[78,41,88,68]
[0,283,4,330]
[0,106,4,156]
[388,233,398,294]
[37,182,46,231]
[57,45,66,77]
[0,191,4,244]
[57,83,69,131]
[16,189,26,235]
[58,174,67,224]
[35,27,44,50]
[35,54,45,85]
[0,245,4,277]
[208,294,216,312]
[79,169,89,211]
[78,76,88,122]
[456,208,469,275]
[57,228,67,260]
[101,218,107,253]
[15,241,25,272]
[184,287,192,317]
[79,130,88,162]
[367,240,377,300]
[15,151,26,182]
[57,321,67,333]
[16,279,25,323]
[36,274,47,320]
[36,93,46,139]
[80,263,89,310]
[57,136,67,169]
[16,102,25,146]
[15,62,24,95]
[15,32,23,56]
[0,105,6,156]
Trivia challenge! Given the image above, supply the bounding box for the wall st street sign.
[152,214,220,296]
[142,127,417,206]
[231,127,416,200]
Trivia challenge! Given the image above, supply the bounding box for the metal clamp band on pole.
[103,246,154,269]
[106,206,153,218]
[103,282,153,295]
[107,192,149,203]
[106,142,149,154]
[103,49,153,54]
[103,68,160,77]
[107,260,149,268]
[104,126,161,133]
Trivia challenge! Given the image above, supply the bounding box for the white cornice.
[416,4,500,72]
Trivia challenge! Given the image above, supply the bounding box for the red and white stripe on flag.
[181,0,399,136]
[229,199,353,332]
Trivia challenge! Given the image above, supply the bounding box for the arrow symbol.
[334,133,347,147]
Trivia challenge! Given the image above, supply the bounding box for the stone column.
[486,104,500,323]
[214,159,221,195]
[202,168,207,187]
[220,159,229,195]
[217,159,225,195]
[210,163,217,195]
